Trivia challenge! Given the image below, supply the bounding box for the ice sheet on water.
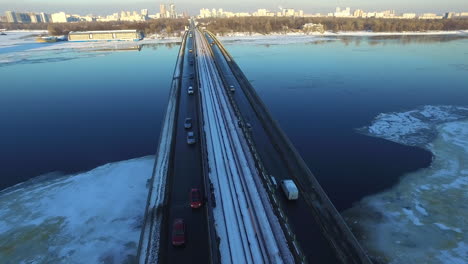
[0,156,154,264]
[344,106,468,264]
[359,105,468,147]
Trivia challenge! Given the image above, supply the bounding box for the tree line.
[2,17,468,36]
[0,19,188,36]
[198,17,468,35]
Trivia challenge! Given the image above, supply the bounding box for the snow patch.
[0,156,154,264]
[360,105,468,147]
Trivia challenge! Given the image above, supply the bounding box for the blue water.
[1,35,468,211]
[0,44,179,189]
[225,35,468,210]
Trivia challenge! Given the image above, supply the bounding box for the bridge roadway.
[139,24,371,264]
[203,31,340,263]
[157,29,210,263]
[203,31,371,264]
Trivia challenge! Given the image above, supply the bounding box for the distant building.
[419,13,443,19]
[353,9,364,18]
[68,30,143,42]
[51,12,68,23]
[5,11,18,23]
[39,12,51,23]
[402,13,417,19]
[334,7,351,17]
[159,4,166,18]
[5,11,35,23]
[282,8,295,17]
[169,4,176,18]
[444,12,456,19]
[255,9,268,16]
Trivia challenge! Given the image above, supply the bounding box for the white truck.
[281,179,299,200]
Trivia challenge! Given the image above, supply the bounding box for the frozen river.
[1,31,468,263]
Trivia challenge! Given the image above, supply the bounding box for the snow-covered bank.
[0,156,154,264]
[0,31,46,48]
[216,30,468,45]
[0,31,181,52]
[344,106,468,264]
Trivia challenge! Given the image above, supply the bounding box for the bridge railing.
[136,31,188,264]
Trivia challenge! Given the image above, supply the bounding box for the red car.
[190,188,203,209]
[172,218,185,246]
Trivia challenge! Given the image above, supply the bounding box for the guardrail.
[136,31,188,264]
[205,30,372,264]
[204,30,306,264]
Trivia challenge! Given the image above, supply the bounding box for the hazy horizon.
[1,0,468,16]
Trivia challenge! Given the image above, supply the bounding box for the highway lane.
[159,30,210,264]
[204,32,341,263]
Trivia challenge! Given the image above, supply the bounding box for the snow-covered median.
[0,156,154,264]
[344,105,468,264]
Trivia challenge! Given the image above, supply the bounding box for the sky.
[1,0,467,16]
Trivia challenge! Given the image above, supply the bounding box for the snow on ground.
[360,105,468,147]
[0,156,154,264]
[217,30,468,45]
[343,106,468,264]
[0,32,182,67]
[0,31,47,48]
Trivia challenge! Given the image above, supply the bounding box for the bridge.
[137,22,372,264]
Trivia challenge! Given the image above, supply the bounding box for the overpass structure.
[137,22,372,264]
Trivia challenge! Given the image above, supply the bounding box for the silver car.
[188,86,194,95]
[187,131,196,145]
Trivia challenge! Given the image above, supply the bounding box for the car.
[187,131,196,145]
[172,218,186,246]
[189,49,193,53]
[184,118,193,129]
[229,85,235,92]
[190,73,194,79]
[189,188,203,208]
[189,59,194,65]
[188,86,194,95]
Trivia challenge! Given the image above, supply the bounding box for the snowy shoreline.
[217,30,468,40]
[0,156,154,263]
[344,105,468,264]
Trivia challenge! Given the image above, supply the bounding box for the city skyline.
[1,0,468,16]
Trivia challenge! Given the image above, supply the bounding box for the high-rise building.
[282,8,295,17]
[40,12,51,23]
[51,12,68,23]
[160,4,166,18]
[170,3,176,18]
[29,13,39,23]
[5,11,18,23]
